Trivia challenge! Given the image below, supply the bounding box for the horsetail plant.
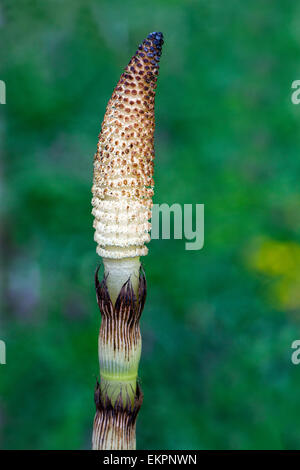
[91,32,164,450]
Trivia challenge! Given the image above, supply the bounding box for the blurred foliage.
[1,0,300,450]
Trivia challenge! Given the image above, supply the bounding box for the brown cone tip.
[129,31,164,79]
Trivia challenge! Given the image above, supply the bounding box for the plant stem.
[103,257,140,304]
[92,264,146,450]
[91,31,163,450]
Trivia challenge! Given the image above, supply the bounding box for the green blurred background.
[1,0,300,450]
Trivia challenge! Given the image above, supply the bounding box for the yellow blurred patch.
[249,239,300,309]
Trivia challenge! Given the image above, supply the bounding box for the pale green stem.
[100,256,141,407]
[103,256,140,304]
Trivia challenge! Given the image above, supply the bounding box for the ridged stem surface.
[92,265,146,450]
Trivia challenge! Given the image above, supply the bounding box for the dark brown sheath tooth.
[93,381,144,450]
